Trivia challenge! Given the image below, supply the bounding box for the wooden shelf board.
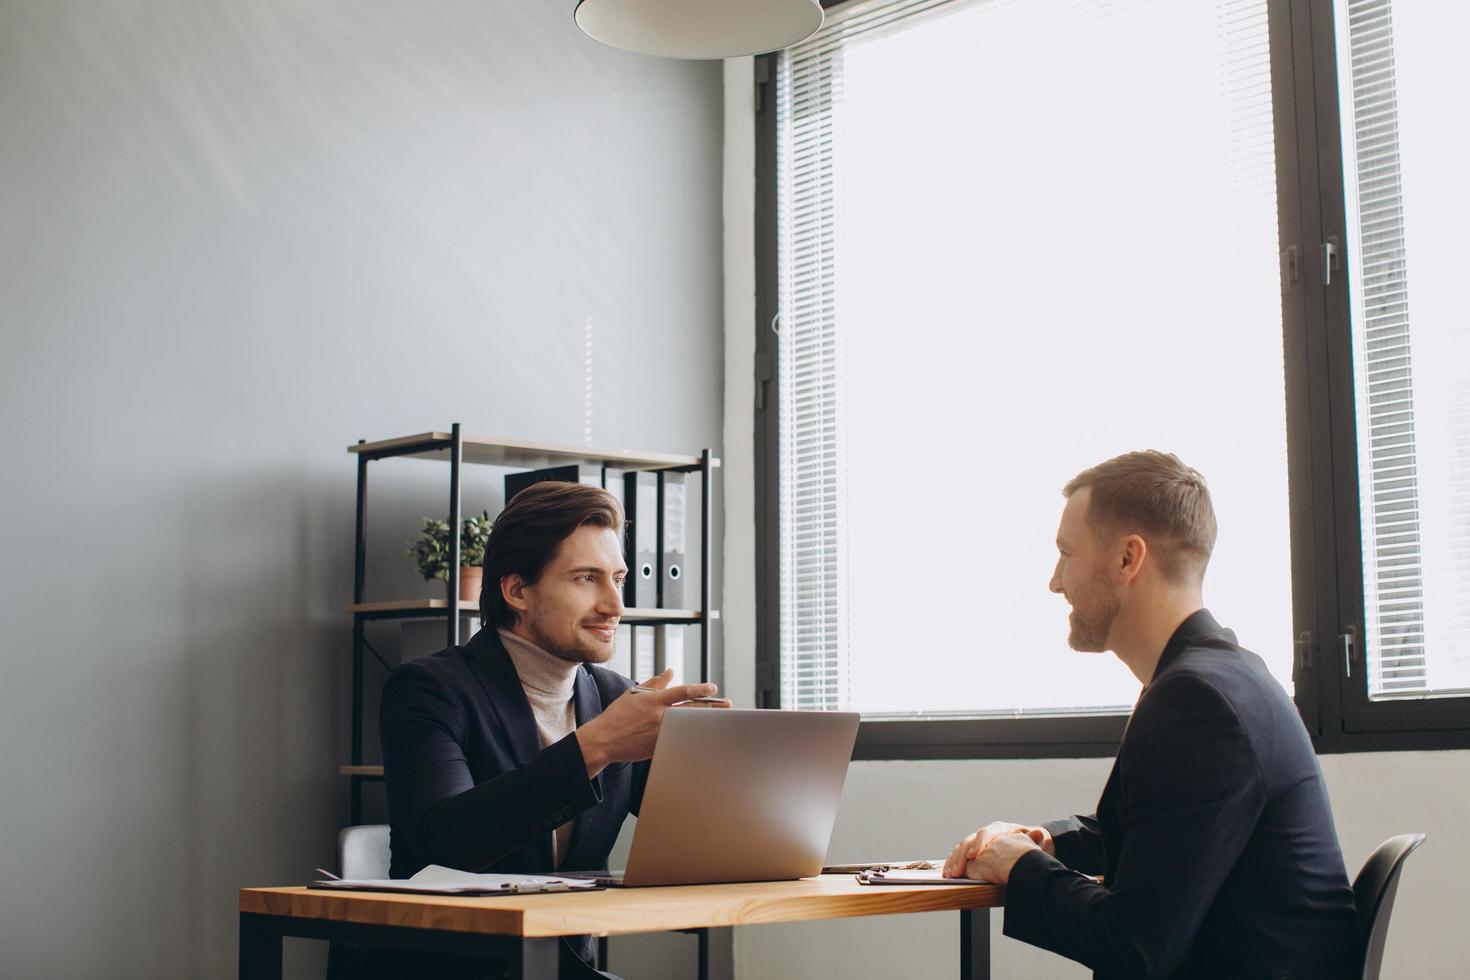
[349,432,718,471]
[346,598,705,624]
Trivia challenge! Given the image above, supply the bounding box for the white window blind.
[776,0,845,712]
[776,0,1292,715]
[1337,0,1470,698]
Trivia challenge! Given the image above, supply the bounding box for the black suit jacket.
[1004,610,1359,979]
[379,626,649,967]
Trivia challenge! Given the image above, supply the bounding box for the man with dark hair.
[942,451,1359,979]
[369,481,725,979]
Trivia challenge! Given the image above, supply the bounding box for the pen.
[627,685,729,704]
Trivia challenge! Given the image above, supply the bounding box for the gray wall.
[0,2,721,977]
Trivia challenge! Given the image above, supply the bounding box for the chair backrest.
[1351,832,1426,980]
[338,824,391,881]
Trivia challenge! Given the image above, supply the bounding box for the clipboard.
[856,868,993,886]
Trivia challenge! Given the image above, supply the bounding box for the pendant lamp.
[574,0,824,59]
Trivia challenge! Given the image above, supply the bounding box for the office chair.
[339,824,391,880]
[323,825,617,979]
[325,825,390,979]
[1352,832,1425,980]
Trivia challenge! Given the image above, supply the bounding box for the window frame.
[752,0,1470,757]
[1304,0,1470,743]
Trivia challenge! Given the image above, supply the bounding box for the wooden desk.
[239,875,1003,978]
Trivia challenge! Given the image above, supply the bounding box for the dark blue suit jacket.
[379,626,648,967]
[1004,610,1359,979]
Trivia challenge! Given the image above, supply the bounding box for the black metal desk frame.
[238,907,988,979]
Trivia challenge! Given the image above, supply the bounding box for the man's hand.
[576,669,724,778]
[960,831,1041,885]
[942,821,1055,880]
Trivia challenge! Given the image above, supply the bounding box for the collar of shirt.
[1149,607,1235,684]
[497,627,579,700]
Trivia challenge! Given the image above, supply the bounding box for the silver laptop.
[573,707,860,887]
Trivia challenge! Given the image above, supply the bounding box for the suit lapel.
[466,629,555,868]
[564,667,608,866]
[1099,681,1155,885]
[466,629,542,769]
[571,665,605,730]
[1093,614,1235,888]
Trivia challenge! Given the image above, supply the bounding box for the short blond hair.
[1063,451,1217,583]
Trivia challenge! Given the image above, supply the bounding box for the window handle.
[1340,628,1356,678]
[1322,237,1341,286]
[1294,631,1313,673]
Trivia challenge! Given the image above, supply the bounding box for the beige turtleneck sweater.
[497,627,580,869]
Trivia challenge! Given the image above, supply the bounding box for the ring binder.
[504,464,602,504]
[658,472,686,608]
[624,471,659,608]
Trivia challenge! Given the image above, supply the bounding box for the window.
[1336,0,1470,701]
[774,0,1289,719]
[754,0,1470,753]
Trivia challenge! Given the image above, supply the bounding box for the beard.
[1065,578,1121,653]
[520,605,617,665]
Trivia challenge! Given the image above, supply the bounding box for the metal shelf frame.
[345,423,718,822]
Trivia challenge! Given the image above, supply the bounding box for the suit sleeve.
[628,758,652,817]
[591,671,652,818]
[1043,813,1106,875]
[1003,675,1265,978]
[380,662,602,873]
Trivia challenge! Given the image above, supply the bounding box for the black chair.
[1352,833,1426,980]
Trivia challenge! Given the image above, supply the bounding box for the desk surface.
[239,876,1003,938]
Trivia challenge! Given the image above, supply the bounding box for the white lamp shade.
[574,0,823,59]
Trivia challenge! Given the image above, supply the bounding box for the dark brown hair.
[480,481,625,628]
[1063,450,1218,583]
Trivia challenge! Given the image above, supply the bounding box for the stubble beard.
[1066,583,1121,654]
[523,607,615,666]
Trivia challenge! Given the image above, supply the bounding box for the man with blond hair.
[943,451,1358,979]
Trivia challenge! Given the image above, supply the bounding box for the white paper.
[310,864,602,895]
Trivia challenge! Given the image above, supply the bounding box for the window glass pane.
[777,0,1292,715]
[1336,0,1470,699]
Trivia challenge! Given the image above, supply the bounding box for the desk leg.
[238,913,282,980]
[509,937,559,980]
[960,908,989,980]
[698,927,734,980]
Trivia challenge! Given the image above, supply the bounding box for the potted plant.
[407,510,493,601]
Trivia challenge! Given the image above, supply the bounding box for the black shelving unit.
[343,423,719,823]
